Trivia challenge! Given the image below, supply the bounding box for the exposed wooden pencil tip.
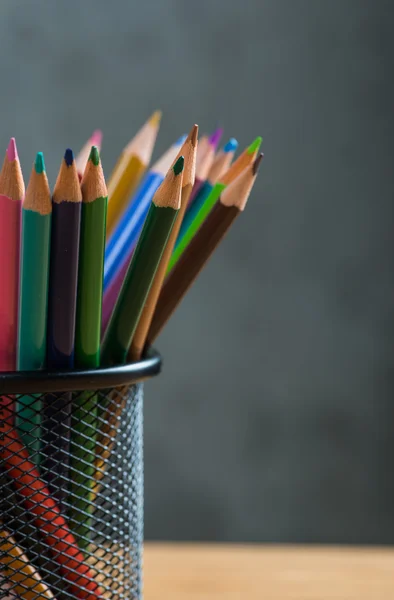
[64,148,74,166]
[35,152,45,174]
[91,129,103,148]
[7,137,18,161]
[173,155,184,175]
[253,152,264,175]
[89,145,100,166]
[150,110,162,127]
[190,124,199,147]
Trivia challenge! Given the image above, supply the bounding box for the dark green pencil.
[101,155,184,366]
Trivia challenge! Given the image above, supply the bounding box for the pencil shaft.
[104,171,164,292]
[102,204,178,365]
[17,209,51,462]
[43,201,81,506]
[71,190,107,550]
[149,203,239,342]
[106,155,145,235]
[167,182,225,273]
[0,196,21,371]
[175,180,214,251]
[75,197,107,367]
[129,182,193,360]
[47,202,81,367]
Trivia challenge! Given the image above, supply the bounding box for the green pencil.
[16,152,51,464]
[167,136,262,273]
[101,155,184,366]
[70,146,107,550]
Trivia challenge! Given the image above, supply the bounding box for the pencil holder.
[0,349,161,600]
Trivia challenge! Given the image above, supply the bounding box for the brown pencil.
[128,124,198,361]
[147,153,263,344]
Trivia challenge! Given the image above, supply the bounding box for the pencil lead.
[223,138,238,153]
[209,128,223,149]
[247,136,262,155]
[35,152,45,174]
[150,110,162,127]
[89,145,100,166]
[7,137,18,162]
[173,155,184,176]
[253,153,264,175]
[64,148,74,166]
[90,129,103,148]
[191,124,199,148]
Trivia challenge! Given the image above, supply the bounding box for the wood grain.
[144,543,394,599]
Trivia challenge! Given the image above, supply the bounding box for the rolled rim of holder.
[0,347,162,394]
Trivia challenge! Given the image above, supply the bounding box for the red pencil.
[0,138,24,377]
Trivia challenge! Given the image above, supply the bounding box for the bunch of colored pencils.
[0,114,262,599]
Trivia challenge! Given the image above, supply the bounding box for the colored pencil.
[148,154,263,343]
[0,526,55,600]
[0,138,24,375]
[101,155,184,366]
[175,137,238,253]
[187,127,222,206]
[129,125,198,361]
[167,136,262,273]
[101,134,187,331]
[75,130,103,180]
[16,153,51,464]
[42,149,82,507]
[106,111,161,236]
[0,427,103,599]
[0,139,24,453]
[70,147,107,550]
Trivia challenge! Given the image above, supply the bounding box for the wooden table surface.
[144,543,394,599]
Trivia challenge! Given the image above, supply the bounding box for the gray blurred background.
[1,0,394,544]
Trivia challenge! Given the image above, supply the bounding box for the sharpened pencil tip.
[173,155,184,175]
[35,152,45,174]
[90,129,103,148]
[223,138,238,153]
[209,128,223,149]
[190,124,199,147]
[247,136,262,155]
[7,137,18,161]
[89,145,100,166]
[64,148,74,166]
[150,110,162,127]
[253,152,264,175]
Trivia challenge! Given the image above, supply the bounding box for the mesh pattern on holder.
[0,382,144,600]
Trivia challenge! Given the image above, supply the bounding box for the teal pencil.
[16,153,51,464]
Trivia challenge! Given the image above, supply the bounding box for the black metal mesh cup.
[0,349,161,600]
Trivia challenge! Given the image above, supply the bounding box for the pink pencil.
[0,138,24,379]
[101,251,130,335]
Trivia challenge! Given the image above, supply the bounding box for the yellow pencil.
[106,111,161,235]
[0,528,55,600]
